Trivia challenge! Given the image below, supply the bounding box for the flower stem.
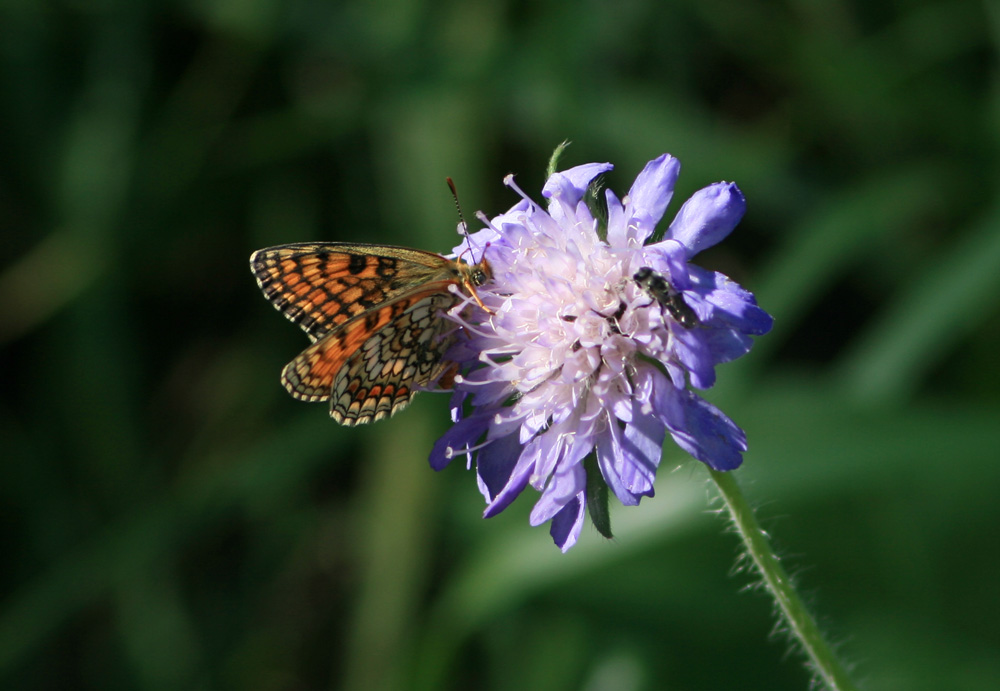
[708,468,860,691]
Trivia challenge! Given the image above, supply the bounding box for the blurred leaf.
[836,199,1000,405]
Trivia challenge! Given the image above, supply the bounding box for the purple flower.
[432,154,772,551]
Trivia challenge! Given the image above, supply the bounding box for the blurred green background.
[2,0,999,689]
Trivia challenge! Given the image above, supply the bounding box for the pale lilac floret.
[431,154,773,551]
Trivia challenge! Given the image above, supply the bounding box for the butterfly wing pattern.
[251,242,490,425]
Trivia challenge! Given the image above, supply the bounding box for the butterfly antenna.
[446,177,477,261]
[446,177,493,314]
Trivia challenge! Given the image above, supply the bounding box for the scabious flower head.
[432,154,773,551]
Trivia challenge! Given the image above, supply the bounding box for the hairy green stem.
[708,468,860,691]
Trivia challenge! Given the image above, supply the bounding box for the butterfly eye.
[471,268,488,286]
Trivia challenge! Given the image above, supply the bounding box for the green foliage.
[2,0,998,689]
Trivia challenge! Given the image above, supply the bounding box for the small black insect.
[633,266,699,328]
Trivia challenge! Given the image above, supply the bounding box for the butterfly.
[633,266,699,328]
[250,242,491,425]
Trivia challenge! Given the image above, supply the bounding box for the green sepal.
[585,176,608,240]
[546,140,571,180]
[584,453,613,539]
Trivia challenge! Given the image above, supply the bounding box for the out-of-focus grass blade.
[0,230,107,344]
[113,567,202,691]
[751,165,943,362]
[0,27,143,342]
[412,469,710,691]
[0,415,339,678]
[835,200,1000,405]
[340,409,441,691]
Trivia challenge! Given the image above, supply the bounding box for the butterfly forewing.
[250,243,462,342]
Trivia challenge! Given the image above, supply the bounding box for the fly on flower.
[250,243,491,425]
[430,153,774,551]
[633,266,699,329]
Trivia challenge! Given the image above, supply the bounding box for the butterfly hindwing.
[280,286,459,423]
[329,292,459,425]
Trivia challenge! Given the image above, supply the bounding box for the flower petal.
[482,436,539,518]
[638,239,692,291]
[667,182,745,258]
[542,162,614,208]
[529,437,590,525]
[549,493,585,552]
[624,154,681,244]
[690,266,774,335]
[429,412,490,470]
[620,406,665,497]
[653,382,747,471]
[670,327,717,389]
[700,327,755,366]
[476,431,527,501]
[605,187,627,247]
[595,416,638,506]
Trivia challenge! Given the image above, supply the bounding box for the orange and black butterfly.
[250,243,491,425]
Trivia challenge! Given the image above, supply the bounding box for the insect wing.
[330,292,459,425]
[250,243,451,342]
[280,286,459,424]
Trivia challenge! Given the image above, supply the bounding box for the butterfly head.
[467,261,491,287]
[457,255,493,313]
[446,176,494,310]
